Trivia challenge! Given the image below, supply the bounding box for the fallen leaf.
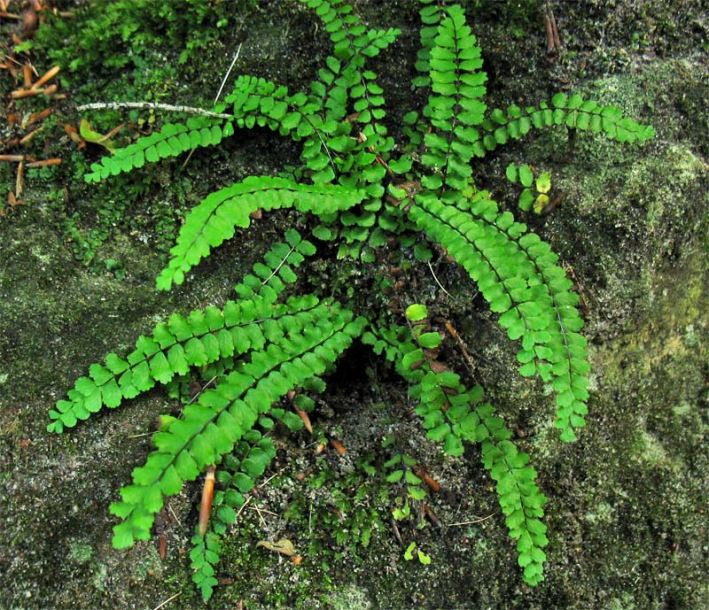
[256,538,296,557]
[330,439,347,456]
[413,465,441,493]
[79,118,123,152]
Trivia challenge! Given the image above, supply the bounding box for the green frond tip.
[84,116,231,183]
[297,0,398,61]
[475,405,548,586]
[156,177,365,291]
[109,303,366,549]
[420,4,487,193]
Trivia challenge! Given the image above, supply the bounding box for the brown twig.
[15,160,23,197]
[544,2,561,53]
[24,107,52,128]
[443,320,477,377]
[10,85,55,99]
[197,466,216,536]
[26,158,61,168]
[31,65,60,89]
[22,63,32,87]
[20,125,44,145]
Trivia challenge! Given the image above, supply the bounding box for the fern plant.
[49,0,654,601]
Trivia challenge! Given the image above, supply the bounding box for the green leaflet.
[156,177,364,291]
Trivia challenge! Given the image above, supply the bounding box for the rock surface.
[0,1,706,608]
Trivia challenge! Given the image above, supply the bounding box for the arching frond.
[109,303,366,548]
[85,116,231,183]
[480,94,655,152]
[409,191,589,441]
[156,177,364,291]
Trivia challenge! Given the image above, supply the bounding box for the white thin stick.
[260,244,296,287]
[214,43,242,104]
[428,261,452,298]
[181,43,243,171]
[76,102,231,120]
[168,504,182,527]
[247,505,278,517]
[186,376,218,405]
[151,592,181,610]
[127,431,154,439]
[255,469,284,490]
[234,495,253,523]
[447,513,495,527]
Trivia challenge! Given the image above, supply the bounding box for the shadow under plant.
[0,1,706,609]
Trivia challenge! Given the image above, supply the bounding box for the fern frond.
[326,62,396,258]
[156,177,364,291]
[299,0,398,61]
[161,229,318,404]
[191,432,276,601]
[420,4,487,198]
[480,93,655,152]
[475,404,548,587]
[409,191,590,441]
[85,116,231,183]
[288,2,399,260]
[109,303,366,548]
[391,308,549,586]
[48,294,328,432]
